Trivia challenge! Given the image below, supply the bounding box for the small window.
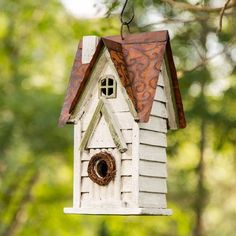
[99,76,116,98]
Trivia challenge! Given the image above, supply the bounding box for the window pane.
[108,87,113,96]
[101,87,106,96]
[101,79,106,87]
[108,78,113,86]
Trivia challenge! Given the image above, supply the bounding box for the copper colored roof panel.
[58,30,186,128]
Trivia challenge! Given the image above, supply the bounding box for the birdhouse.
[58,31,186,215]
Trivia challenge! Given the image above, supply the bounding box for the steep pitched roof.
[58,31,186,128]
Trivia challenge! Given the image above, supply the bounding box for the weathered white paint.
[73,122,81,208]
[162,57,178,129]
[121,160,132,176]
[121,177,132,192]
[122,145,132,160]
[139,176,167,193]
[157,72,165,87]
[139,144,167,163]
[82,111,133,131]
[139,192,167,208]
[82,36,99,64]
[81,177,90,193]
[140,130,167,147]
[86,129,132,149]
[105,50,138,120]
[139,116,167,133]
[70,50,107,121]
[121,193,135,207]
[113,148,121,201]
[64,207,172,215]
[150,101,168,118]
[131,121,140,207]
[139,160,167,178]
[87,115,116,148]
[154,85,167,103]
[66,45,176,215]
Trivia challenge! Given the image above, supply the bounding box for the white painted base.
[64,207,172,216]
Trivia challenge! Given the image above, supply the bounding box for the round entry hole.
[96,160,108,178]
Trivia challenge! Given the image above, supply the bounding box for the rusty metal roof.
[58,30,186,128]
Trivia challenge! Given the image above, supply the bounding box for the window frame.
[99,75,117,99]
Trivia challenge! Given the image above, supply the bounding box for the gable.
[79,98,128,153]
[58,31,186,128]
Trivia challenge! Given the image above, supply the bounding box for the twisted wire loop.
[120,0,135,40]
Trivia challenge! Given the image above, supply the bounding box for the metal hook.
[120,0,134,40]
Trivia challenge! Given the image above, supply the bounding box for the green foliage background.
[0,0,235,235]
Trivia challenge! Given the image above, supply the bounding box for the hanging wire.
[120,0,134,40]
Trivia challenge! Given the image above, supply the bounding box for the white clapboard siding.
[150,101,168,118]
[154,86,167,103]
[140,130,167,147]
[139,160,167,178]
[121,177,132,192]
[121,192,136,207]
[81,177,90,193]
[121,160,132,176]
[81,193,90,207]
[81,161,89,177]
[139,192,167,208]
[157,72,165,87]
[81,150,90,161]
[139,116,167,133]
[139,176,167,193]
[121,144,132,160]
[139,144,167,163]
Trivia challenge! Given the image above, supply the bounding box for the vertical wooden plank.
[132,121,139,207]
[82,36,99,64]
[73,121,81,208]
[162,58,178,129]
[113,148,121,202]
[89,148,96,204]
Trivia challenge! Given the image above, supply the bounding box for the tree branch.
[160,0,236,13]
[185,37,236,72]
[218,0,232,32]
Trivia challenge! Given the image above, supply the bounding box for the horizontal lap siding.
[138,88,168,208]
[139,116,167,133]
[154,86,167,103]
[139,144,166,162]
[139,176,167,193]
[140,130,167,147]
[139,160,167,178]
[139,192,167,208]
[151,101,167,118]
